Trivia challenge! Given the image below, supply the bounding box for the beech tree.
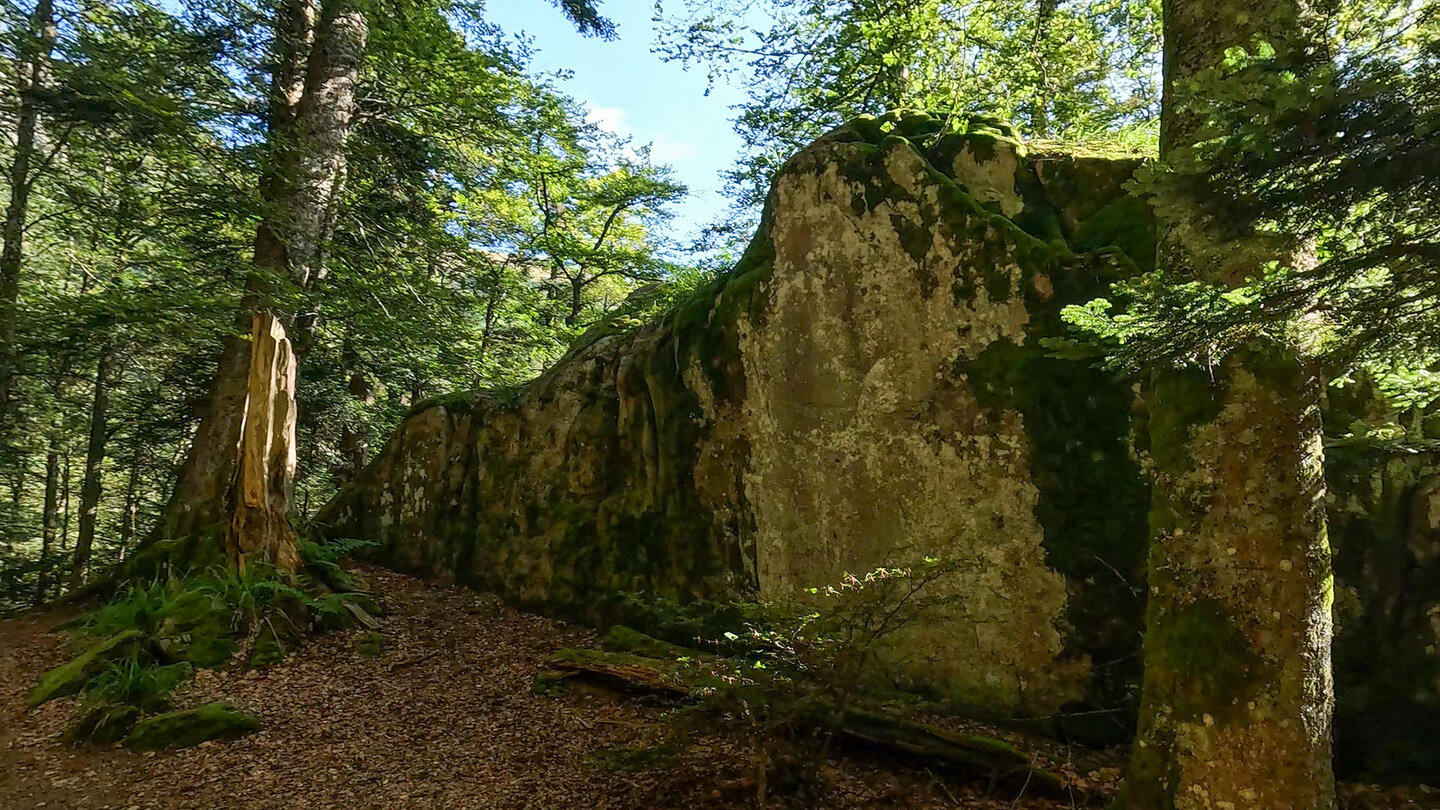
[156,0,368,571]
[1119,1,1337,807]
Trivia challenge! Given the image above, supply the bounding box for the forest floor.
[1,565,1436,810]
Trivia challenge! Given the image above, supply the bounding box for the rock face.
[317,113,1438,778]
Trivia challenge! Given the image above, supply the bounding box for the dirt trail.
[1,566,1434,809]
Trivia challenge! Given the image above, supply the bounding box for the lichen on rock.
[317,111,1438,780]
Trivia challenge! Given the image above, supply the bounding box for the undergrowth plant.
[35,536,381,747]
[86,659,194,713]
[676,555,984,805]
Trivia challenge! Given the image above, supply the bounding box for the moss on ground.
[65,701,142,745]
[123,702,260,750]
[28,629,147,707]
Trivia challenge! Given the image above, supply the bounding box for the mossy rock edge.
[123,702,261,750]
[28,629,147,707]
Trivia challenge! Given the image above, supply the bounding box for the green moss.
[65,701,141,745]
[357,631,386,658]
[152,590,236,668]
[407,389,477,417]
[1143,367,1225,478]
[123,702,260,750]
[28,629,147,707]
[531,670,570,697]
[1153,599,1262,723]
[601,625,708,659]
[1072,195,1157,273]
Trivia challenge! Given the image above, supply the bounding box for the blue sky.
[484,1,750,240]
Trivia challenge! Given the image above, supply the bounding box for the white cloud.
[586,104,631,135]
[585,103,699,165]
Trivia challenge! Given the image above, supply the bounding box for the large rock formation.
[318,113,1438,779]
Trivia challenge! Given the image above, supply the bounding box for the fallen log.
[549,648,692,696]
[546,647,1072,796]
[836,707,1065,794]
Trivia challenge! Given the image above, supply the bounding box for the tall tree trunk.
[566,277,584,325]
[118,446,141,560]
[36,426,60,604]
[71,343,114,590]
[335,337,371,484]
[0,0,56,428]
[1122,2,1335,808]
[60,450,70,552]
[155,0,367,571]
[4,459,23,551]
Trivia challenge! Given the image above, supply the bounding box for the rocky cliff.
[317,112,1438,779]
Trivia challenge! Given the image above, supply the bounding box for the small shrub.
[685,556,983,804]
[82,580,172,639]
[87,659,194,713]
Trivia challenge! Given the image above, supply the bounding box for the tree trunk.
[118,447,140,560]
[1122,2,1335,808]
[0,0,56,427]
[71,344,115,590]
[6,460,25,550]
[155,0,367,566]
[37,427,60,604]
[225,311,301,571]
[335,337,371,484]
[566,277,584,325]
[60,450,70,552]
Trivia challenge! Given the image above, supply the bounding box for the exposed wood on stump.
[225,312,300,571]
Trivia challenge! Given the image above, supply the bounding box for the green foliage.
[1064,2,1440,400]
[65,701,142,745]
[82,580,174,640]
[86,659,193,713]
[28,629,147,707]
[657,0,1162,212]
[665,560,984,800]
[0,0,689,605]
[300,537,380,567]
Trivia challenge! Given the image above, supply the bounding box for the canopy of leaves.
[1064,0,1439,409]
[656,0,1162,209]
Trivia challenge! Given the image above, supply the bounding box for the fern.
[299,537,378,566]
[87,659,194,712]
[83,580,172,637]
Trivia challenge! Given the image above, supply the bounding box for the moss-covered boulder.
[123,702,260,750]
[65,701,141,745]
[317,112,1145,717]
[28,629,146,707]
[317,111,1440,781]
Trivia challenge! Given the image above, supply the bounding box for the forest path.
[0,566,1432,809]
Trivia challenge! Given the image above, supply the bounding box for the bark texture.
[157,0,366,559]
[0,0,56,426]
[71,344,115,590]
[225,312,300,571]
[1122,2,1336,808]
